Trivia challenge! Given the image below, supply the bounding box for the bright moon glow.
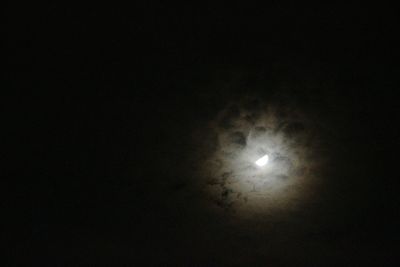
[255,154,269,167]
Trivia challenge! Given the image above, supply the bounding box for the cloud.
[188,89,325,218]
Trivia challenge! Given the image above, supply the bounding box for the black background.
[6,2,400,265]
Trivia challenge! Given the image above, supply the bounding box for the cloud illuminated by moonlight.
[191,96,325,217]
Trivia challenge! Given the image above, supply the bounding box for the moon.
[255,154,269,167]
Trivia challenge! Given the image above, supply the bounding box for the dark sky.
[7,2,400,265]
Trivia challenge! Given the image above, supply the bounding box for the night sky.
[7,2,400,265]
